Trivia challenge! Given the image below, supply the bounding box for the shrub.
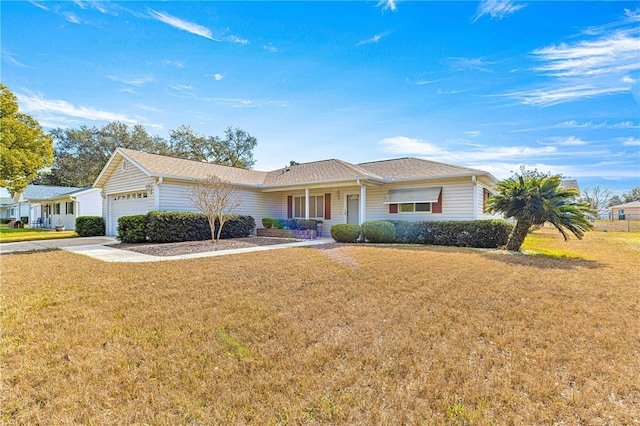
[21,216,29,224]
[145,211,255,243]
[361,220,396,243]
[389,219,513,248]
[265,218,317,230]
[117,214,148,243]
[330,224,361,243]
[146,211,210,243]
[262,217,273,228]
[75,216,105,237]
[0,218,11,225]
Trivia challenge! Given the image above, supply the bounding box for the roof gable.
[612,200,640,209]
[263,159,383,186]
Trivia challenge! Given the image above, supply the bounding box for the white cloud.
[16,92,141,125]
[148,9,213,40]
[511,14,640,106]
[161,59,185,68]
[537,136,587,146]
[472,0,525,23]
[226,35,249,44]
[3,51,33,69]
[407,78,443,86]
[621,137,640,146]
[206,73,224,81]
[508,84,629,107]
[356,31,391,46]
[63,12,84,24]
[447,57,494,72]
[376,0,397,13]
[119,88,140,95]
[107,75,154,86]
[167,84,197,98]
[135,104,163,113]
[28,1,49,11]
[263,43,281,53]
[465,131,481,138]
[378,135,558,163]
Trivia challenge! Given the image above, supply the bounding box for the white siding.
[101,158,155,219]
[159,180,279,234]
[76,190,103,217]
[366,178,475,222]
[476,181,502,220]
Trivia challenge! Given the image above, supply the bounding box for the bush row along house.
[93,148,502,237]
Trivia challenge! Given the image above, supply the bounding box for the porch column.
[359,185,366,225]
[304,188,310,220]
[472,175,478,220]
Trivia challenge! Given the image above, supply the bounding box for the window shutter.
[287,196,293,219]
[432,190,442,213]
[324,193,331,220]
[389,203,398,214]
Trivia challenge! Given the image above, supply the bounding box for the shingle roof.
[104,149,496,188]
[263,159,383,186]
[560,179,579,191]
[611,200,640,209]
[20,185,84,200]
[358,157,486,181]
[120,148,268,186]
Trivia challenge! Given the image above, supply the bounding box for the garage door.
[109,192,149,236]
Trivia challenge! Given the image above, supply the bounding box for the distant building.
[560,179,579,194]
[610,201,640,221]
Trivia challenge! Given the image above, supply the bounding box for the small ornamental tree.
[184,175,242,242]
[485,171,594,251]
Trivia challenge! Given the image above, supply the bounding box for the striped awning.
[383,187,441,204]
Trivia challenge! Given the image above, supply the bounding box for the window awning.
[383,187,441,204]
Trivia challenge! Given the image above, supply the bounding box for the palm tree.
[485,172,594,251]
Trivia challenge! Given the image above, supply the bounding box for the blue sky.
[2,0,639,193]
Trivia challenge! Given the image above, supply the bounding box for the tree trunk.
[506,220,531,251]
[209,216,217,242]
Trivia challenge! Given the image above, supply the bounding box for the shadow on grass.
[481,251,602,270]
[307,242,603,270]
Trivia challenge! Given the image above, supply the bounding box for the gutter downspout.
[305,188,310,220]
[357,179,366,225]
[472,175,478,220]
[155,177,163,211]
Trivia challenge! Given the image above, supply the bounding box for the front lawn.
[2,229,639,424]
[0,225,77,243]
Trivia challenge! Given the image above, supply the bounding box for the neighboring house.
[94,148,501,237]
[10,185,103,230]
[610,201,640,221]
[0,187,12,219]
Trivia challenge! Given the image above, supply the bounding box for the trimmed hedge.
[119,211,256,243]
[75,216,105,237]
[266,218,318,230]
[361,220,396,243]
[389,219,513,248]
[262,217,274,228]
[0,218,11,225]
[117,214,148,243]
[330,224,362,243]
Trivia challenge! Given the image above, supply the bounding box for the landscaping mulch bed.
[117,236,302,257]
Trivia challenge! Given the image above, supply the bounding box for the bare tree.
[184,175,242,242]
[580,185,614,211]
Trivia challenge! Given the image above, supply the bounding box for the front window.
[54,203,61,215]
[66,202,74,215]
[399,202,431,213]
[293,195,324,218]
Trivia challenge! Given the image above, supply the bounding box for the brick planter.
[257,228,317,240]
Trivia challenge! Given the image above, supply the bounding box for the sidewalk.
[0,236,120,254]
[1,236,333,262]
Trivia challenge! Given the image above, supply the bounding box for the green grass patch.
[0,226,78,243]
[216,328,252,360]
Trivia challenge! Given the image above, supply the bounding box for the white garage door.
[109,192,149,236]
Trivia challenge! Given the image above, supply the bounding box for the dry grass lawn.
[2,228,639,424]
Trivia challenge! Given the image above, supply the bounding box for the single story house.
[610,201,640,221]
[0,187,12,219]
[9,185,103,230]
[94,148,501,237]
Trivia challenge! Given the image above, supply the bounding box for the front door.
[347,194,359,225]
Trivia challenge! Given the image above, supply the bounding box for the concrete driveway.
[0,236,119,254]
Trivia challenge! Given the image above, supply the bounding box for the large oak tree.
[0,84,54,194]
